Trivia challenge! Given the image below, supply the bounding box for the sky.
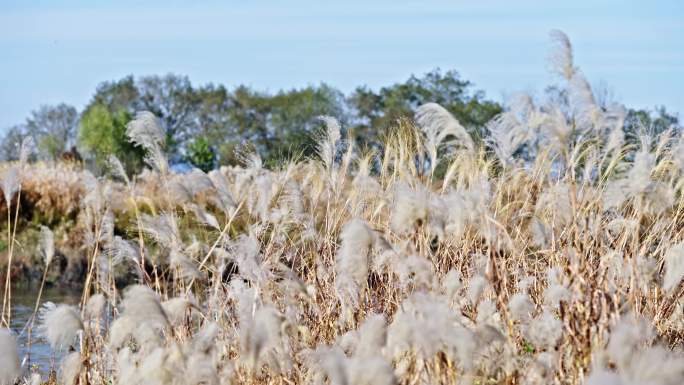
[0,0,682,131]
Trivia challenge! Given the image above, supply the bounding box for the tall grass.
[2,30,684,385]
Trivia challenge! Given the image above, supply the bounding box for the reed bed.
[1,31,684,385]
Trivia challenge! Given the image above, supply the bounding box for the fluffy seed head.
[39,302,84,350]
[40,225,55,266]
[663,242,684,292]
[58,352,82,385]
[0,329,21,385]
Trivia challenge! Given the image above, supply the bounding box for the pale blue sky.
[1,0,682,130]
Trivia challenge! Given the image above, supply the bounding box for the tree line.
[0,69,678,173]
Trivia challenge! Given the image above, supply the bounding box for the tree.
[349,69,502,144]
[3,69,505,171]
[90,76,140,112]
[0,125,27,161]
[220,85,271,165]
[265,84,347,165]
[24,104,79,160]
[193,84,232,140]
[186,136,216,172]
[625,106,679,138]
[78,104,144,174]
[137,74,199,159]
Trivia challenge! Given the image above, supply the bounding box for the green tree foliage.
[215,83,346,166]
[254,84,346,166]
[4,69,512,171]
[186,136,216,172]
[78,104,145,174]
[349,69,502,144]
[6,69,680,176]
[89,76,141,113]
[85,74,200,161]
[137,74,199,158]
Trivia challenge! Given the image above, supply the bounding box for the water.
[9,285,82,373]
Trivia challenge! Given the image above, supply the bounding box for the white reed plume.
[467,274,489,305]
[120,285,169,329]
[1,166,20,205]
[345,356,396,385]
[526,310,562,350]
[629,142,655,193]
[308,345,396,385]
[235,144,263,171]
[335,218,374,321]
[207,169,237,213]
[392,254,435,290]
[544,267,570,309]
[28,373,42,385]
[184,168,216,196]
[186,351,220,385]
[108,154,130,185]
[126,111,168,173]
[605,115,626,154]
[162,296,198,326]
[387,293,476,369]
[317,116,342,171]
[415,103,474,173]
[623,345,684,385]
[137,346,179,385]
[169,248,202,280]
[38,302,84,350]
[530,218,552,248]
[485,94,540,166]
[339,313,387,358]
[549,30,576,80]
[475,299,498,326]
[390,182,430,235]
[58,352,82,385]
[508,292,535,324]
[165,174,194,204]
[126,111,165,151]
[0,328,21,385]
[352,153,382,195]
[85,293,106,320]
[584,369,623,385]
[568,72,601,132]
[535,182,573,226]
[663,242,684,292]
[139,213,182,250]
[228,233,270,285]
[607,315,656,371]
[192,321,220,354]
[39,225,55,266]
[105,235,142,267]
[228,279,258,326]
[307,346,348,385]
[108,316,138,349]
[253,174,276,222]
[187,203,221,230]
[443,269,463,300]
[603,139,670,212]
[239,305,285,371]
[486,114,528,167]
[115,347,138,385]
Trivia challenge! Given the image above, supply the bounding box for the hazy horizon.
[1,0,682,130]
